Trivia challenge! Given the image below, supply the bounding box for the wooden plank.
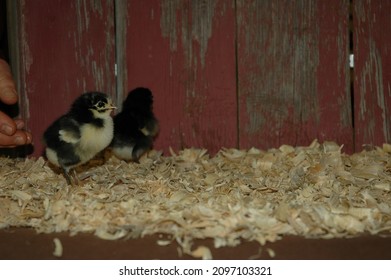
[237,0,353,152]
[17,0,116,157]
[353,0,391,149]
[2,228,391,260]
[123,0,237,155]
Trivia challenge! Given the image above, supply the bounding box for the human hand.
[0,59,32,147]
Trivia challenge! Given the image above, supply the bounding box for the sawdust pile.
[1,140,391,253]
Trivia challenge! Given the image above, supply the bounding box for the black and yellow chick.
[43,92,116,185]
[111,87,159,162]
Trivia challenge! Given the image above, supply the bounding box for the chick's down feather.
[43,91,116,185]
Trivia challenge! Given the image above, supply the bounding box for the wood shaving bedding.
[1,140,391,255]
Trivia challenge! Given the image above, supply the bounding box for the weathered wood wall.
[11,0,391,157]
[14,0,115,156]
[121,0,238,155]
[353,0,391,149]
[236,0,353,152]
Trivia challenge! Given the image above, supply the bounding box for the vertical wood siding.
[353,0,391,149]
[236,0,353,153]
[13,0,391,157]
[122,0,238,154]
[18,0,115,156]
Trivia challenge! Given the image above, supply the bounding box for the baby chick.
[111,87,159,162]
[43,92,116,185]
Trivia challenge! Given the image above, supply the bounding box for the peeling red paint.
[18,0,116,156]
[237,0,353,152]
[354,0,391,148]
[125,0,237,155]
[13,0,391,157]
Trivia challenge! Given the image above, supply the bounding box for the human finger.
[0,59,18,105]
[0,110,17,136]
[0,129,30,147]
[14,119,26,130]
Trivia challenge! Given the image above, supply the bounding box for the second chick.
[111,87,159,162]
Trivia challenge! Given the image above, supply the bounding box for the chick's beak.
[106,99,117,110]
[106,101,116,116]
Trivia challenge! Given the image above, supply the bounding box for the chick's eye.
[97,101,106,108]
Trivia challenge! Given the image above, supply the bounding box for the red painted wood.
[353,0,391,149]
[236,0,353,153]
[123,0,237,155]
[17,0,391,157]
[18,0,116,157]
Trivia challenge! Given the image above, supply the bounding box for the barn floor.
[1,140,391,259]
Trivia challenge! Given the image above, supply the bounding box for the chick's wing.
[43,116,82,168]
[56,117,81,144]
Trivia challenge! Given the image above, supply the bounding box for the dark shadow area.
[0,144,34,158]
